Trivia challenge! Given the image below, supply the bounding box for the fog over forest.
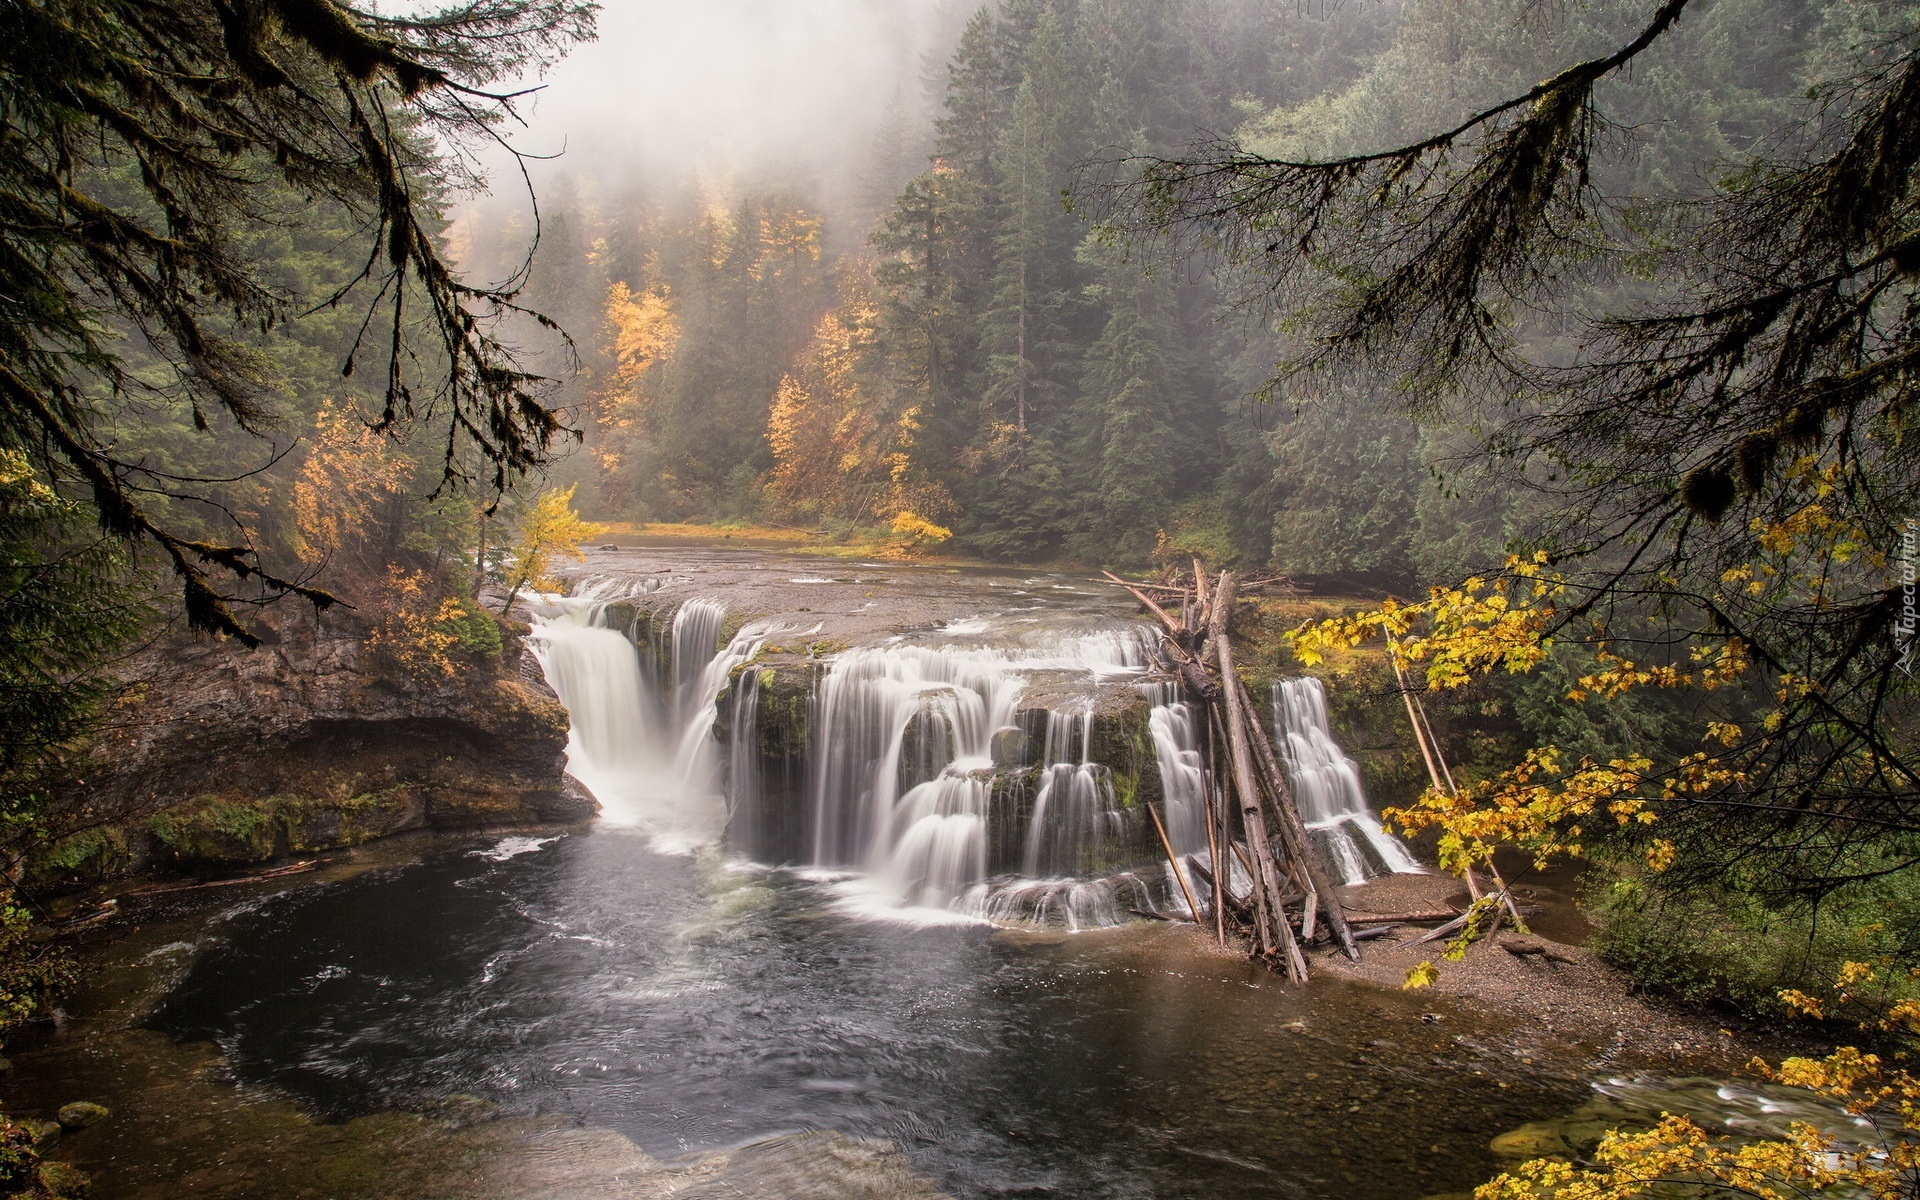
[454,0,958,255]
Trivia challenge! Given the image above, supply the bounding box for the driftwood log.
[1101,564,1363,981]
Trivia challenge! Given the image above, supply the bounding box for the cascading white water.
[1021,709,1113,877]
[725,666,763,848]
[1271,676,1420,884]
[945,706,1153,931]
[531,582,1254,927]
[1139,680,1209,917]
[1139,682,1207,855]
[671,599,728,723]
[808,630,1152,920]
[530,591,764,853]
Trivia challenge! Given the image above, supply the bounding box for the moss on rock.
[21,831,130,891]
[148,799,279,865]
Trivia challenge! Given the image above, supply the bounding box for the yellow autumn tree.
[501,485,605,610]
[602,282,678,395]
[765,267,953,529]
[592,281,678,482]
[887,510,952,558]
[291,400,413,578]
[766,299,880,515]
[751,206,824,283]
[1281,490,1917,1200]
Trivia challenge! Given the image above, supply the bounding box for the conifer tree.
[0,0,596,641]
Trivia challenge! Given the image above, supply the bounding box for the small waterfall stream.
[1020,709,1116,878]
[531,591,765,853]
[1271,676,1421,883]
[1140,680,1210,917]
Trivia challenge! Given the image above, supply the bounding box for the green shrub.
[149,799,278,864]
[22,829,129,889]
[1586,854,1920,1020]
[432,598,503,659]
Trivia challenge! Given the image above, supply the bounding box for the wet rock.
[20,1119,59,1150]
[1489,1122,1571,1159]
[39,1160,91,1198]
[417,1093,499,1128]
[990,727,1029,767]
[680,1129,948,1200]
[56,1101,109,1131]
[63,604,584,880]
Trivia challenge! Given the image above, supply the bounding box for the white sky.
[478,0,954,196]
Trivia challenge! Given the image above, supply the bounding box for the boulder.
[55,1102,109,1131]
[1489,1122,1570,1159]
[54,606,587,879]
[38,1160,90,1198]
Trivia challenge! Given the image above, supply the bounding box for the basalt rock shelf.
[33,604,592,888]
[527,543,1415,930]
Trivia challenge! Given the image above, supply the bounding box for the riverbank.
[599,520,974,565]
[1317,868,1820,1072]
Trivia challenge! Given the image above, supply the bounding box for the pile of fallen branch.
[1104,562,1357,981]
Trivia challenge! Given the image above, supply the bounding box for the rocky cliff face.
[30,607,592,886]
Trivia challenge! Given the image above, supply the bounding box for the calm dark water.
[150,829,1588,1199]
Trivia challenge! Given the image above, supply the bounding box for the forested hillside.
[478,0,1856,588]
[467,0,1402,572]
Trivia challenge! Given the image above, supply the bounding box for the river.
[1,542,1806,1198]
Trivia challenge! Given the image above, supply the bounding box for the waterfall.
[671,599,728,723]
[725,667,763,850]
[807,631,1153,921]
[530,592,764,853]
[807,645,1024,911]
[1271,677,1420,884]
[1021,709,1115,877]
[956,704,1156,930]
[1139,681,1209,917]
[531,582,1228,928]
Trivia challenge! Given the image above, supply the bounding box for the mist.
[457,0,961,248]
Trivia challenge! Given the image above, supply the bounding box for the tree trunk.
[1211,572,1306,979]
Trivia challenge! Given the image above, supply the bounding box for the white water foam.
[472,835,563,862]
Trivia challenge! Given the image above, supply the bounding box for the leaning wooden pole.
[1391,648,1483,901]
[1211,573,1309,980]
[1146,802,1201,923]
[1391,647,1524,928]
[1200,712,1228,945]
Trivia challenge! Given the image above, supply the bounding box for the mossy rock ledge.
[37,608,594,884]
